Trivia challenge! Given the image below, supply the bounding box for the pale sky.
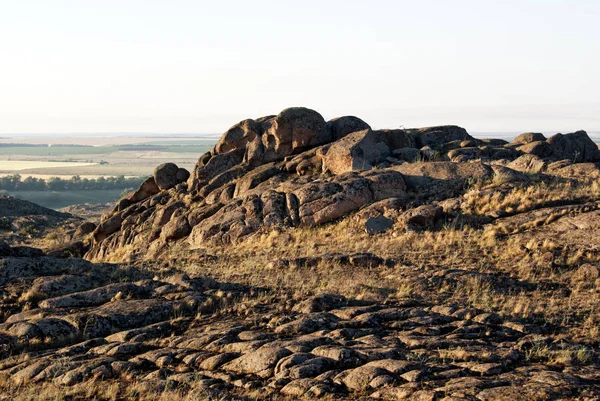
[1,0,599,134]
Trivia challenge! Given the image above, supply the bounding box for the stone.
[154,163,182,190]
[221,346,292,376]
[160,215,191,242]
[73,222,97,239]
[415,125,473,149]
[547,131,600,162]
[365,215,394,235]
[323,129,414,174]
[507,154,546,173]
[128,177,160,203]
[342,365,388,390]
[517,141,553,158]
[274,313,339,335]
[199,352,241,370]
[326,116,371,141]
[402,204,444,231]
[393,147,421,162]
[510,132,546,145]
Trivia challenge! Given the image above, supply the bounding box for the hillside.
[0,107,598,400]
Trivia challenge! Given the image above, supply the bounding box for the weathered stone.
[402,204,444,231]
[510,132,546,145]
[517,141,553,158]
[365,215,394,235]
[547,131,600,162]
[415,125,473,149]
[327,116,371,141]
[129,177,160,203]
[221,345,292,376]
[154,163,182,190]
[507,154,546,173]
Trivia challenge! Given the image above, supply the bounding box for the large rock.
[546,131,600,162]
[326,116,371,141]
[401,204,444,231]
[517,141,553,158]
[365,215,394,235]
[214,118,262,155]
[508,154,547,173]
[128,177,160,203]
[414,125,473,149]
[154,163,181,191]
[265,107,328,159]
[221,345,292,376]
[510,132,546,145]
[323,129,414,174]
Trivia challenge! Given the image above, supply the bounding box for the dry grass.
[162,176,600,345]
[463,177,600,216]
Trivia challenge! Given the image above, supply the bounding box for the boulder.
[402,205,444,231]
[176,168,190,183]
[323,129,390,174]
[414,125,473,149]
[365,215,394,235]
[160,215,191,242]
[154,163,182,191]
[221,345,292,376]
[546,131,600,162]
[263,107,328,161]
[93,212,123,243]
[128,177,160,203]
[323,129,414,174]
[508,154,546,173]
[73,222,97,239]
[326,116,371,141]
[510,132,546,145]
[447,147,481,162]
[214,118,261,154]
[47,241,86,259]
[295,174,374,226]
[517,141,553,158]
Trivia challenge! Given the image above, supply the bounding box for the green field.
[0,138,216,209]
[0,161,97,171]
[3,189,128,210]
[0,142,214,156]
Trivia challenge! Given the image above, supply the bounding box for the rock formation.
[84,107,600,262]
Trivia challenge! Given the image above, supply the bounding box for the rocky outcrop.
[0,257,595,399]
[83,107,600,261]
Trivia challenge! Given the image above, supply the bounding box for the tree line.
[0,174,146,191]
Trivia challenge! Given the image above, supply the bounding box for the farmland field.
[0,143,214,156]
[0,160,97,171]
[0,135,217,210]
[2,189,129,209]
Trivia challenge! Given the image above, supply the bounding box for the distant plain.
[0,136,216,209]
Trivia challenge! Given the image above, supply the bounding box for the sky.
[0,0,599,135]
